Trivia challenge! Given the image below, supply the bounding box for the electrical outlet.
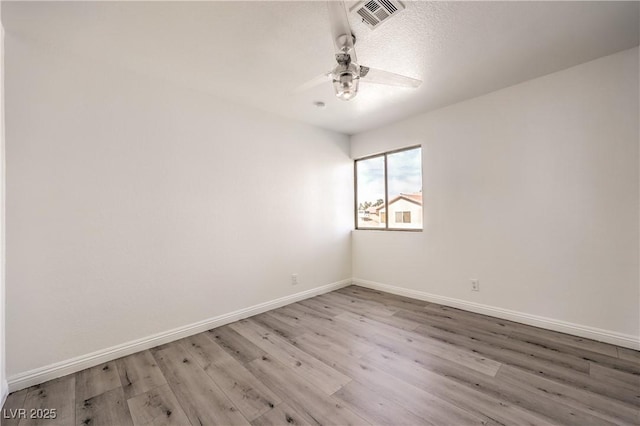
[291,274,298,286]
[471,279,480,291]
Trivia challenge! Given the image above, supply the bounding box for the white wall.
[0,0,6,405]
[4,35,352,379]
[352,47,640,344]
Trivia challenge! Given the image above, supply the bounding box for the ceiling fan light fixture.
[333,70,360,101]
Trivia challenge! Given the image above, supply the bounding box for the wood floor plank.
[277,303,379,350]
[344,308,421,331]
[229,319,351,395]
[296,297,346,318]
[395,307,510,340]
[153,342,250,426]
[206,325,267,365]
[251,312,306,341]
[247,355,367,426]
[419,303,515,338]
[589,361,640,389]
[287,332,371,377]
[336,286,429,313]
[368,341,620,426]
[115,350,167,400]
[263,311,374,366]
[250,403,311,426]
[75,361,121,402]
[19,376,75,426]
[497,364,640,425]
[403,309,590,372]
[183,333,281,421]
[363,349,556,426]
[414,320,590,375]
[75,386,132,426]
[335,311,502,376]
[332,352,488,425]
[509,324,620,357]
[333,380,431,426]
[273,303,341,331]
[282,311,377,359]
[414,322,639,406]
[1,389,28,426]
[509,330,640,375]
[127,383,191,426]
[268,306,335,337]
[619,347,640,364]
[315,292,398,317]
[264,305,329,332]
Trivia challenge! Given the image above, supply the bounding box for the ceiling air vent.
[350,0,405,30]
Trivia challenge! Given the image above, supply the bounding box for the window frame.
[354,145,422,232]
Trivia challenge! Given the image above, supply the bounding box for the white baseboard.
[352,278,640,350]
[1,379,7,407]
[7,279,352,393]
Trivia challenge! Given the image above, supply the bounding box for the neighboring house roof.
[401,193,423,204]
[376,193,423,211]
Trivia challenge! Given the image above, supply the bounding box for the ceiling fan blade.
[294,71,332,93]
[360,66,422,88]
[327,1,357,63]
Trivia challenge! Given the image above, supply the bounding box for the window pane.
[387,147,422,229]
[356,156,386,228]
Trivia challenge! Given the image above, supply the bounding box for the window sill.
[354,228,423,232]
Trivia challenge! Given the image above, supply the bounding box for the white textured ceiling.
[3,1,639,134]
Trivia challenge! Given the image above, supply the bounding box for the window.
[355,146,422,231]
[395,211,411,223]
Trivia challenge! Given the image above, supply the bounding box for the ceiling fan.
[297,1,422,101]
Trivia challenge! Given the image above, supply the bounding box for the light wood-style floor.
[3,285,639,426]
